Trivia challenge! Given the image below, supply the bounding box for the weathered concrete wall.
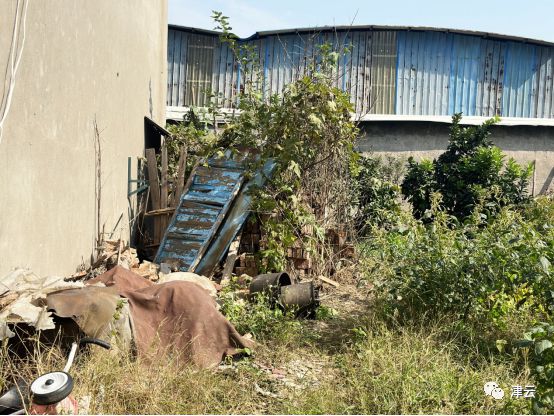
[358,121,554,195]
[0,1,167,276]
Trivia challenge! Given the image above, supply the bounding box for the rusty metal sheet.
[169,25,554,119]
[195,159,276,276]
[154,153,247,271]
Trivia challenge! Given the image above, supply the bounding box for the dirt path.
[224,282,372,412]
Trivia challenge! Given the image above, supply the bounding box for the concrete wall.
[0,1,167,276]
[358,121,554,195]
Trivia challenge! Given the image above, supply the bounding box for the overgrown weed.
[286,317,532,414]
[0,292,537,414]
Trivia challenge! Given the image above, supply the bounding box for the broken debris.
[0,268,84,339]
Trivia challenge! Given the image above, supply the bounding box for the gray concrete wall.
[358,121,554,195]
[0,1,167,276]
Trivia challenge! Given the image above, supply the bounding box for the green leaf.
[495,339,508,353]
[288,160,301,178]
[535,339,553,355]
[308,114,323,128]
[540,256,551,273]
[513,339,534,348]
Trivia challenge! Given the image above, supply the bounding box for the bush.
[352,154,404,233]
[402,114,532,221]
[218,279,301,341]
[401,158,435,219]
[519,322,554,414]
[365,197,554,327]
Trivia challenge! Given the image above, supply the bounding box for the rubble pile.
[68,239,160,282]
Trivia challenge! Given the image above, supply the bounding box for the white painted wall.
[0,1,167,276]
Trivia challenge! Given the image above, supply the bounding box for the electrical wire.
[0,0,29,145]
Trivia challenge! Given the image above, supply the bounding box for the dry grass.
[1,285,535,414]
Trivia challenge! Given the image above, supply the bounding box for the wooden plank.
[173,146,188,207]
[145,148,161,210]
[161,144,168,209]
[220,235,241,284]
[319,275,340,288]
[145,148,162,242]
[145,207,176,216]
[159,143,170,242]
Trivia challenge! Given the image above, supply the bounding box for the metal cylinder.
[279,281,319,317]
[249,272,292,300]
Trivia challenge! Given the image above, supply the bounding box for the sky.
[168,0,554,42]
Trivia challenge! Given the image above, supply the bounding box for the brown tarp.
[46,266,253,368]
[46,286,121,338]
[122,281,253,368]
[86,266,153,292]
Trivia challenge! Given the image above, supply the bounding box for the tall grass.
[1,315,533,414]
[286,319,532,414]
[5,198,554,413]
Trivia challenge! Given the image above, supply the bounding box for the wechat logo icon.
[484,381,504,400]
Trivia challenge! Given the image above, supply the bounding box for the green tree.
[402,114,532,221]
[353,154,404,233]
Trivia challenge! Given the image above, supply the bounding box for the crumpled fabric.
[46,285,133,349]
[86,266,153,292]
[157,271,218,298]
[2,266,252,368]
[121,280,253,368]
[47,266,253,368]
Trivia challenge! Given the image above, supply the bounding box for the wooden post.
[173,146,188,207]
[145,148,161,209]
[145,148,161,241]
[161,145,169,233]
[161,145,168,209]
[221,235,241,285]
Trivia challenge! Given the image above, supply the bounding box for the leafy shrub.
[518,322,554,413]
[167,64,359,273]
[401,158,435,219]
[218,281,300,341]
[402,114,532,221]
[210,18,360,272]
[166,109,218,168]
[365,197,554,327]
[352,154,404,233]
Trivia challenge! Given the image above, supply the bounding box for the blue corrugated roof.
[167,25,554,119]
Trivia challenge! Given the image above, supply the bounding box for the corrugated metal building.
[167,24,554,120]
[167,24,554,194]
